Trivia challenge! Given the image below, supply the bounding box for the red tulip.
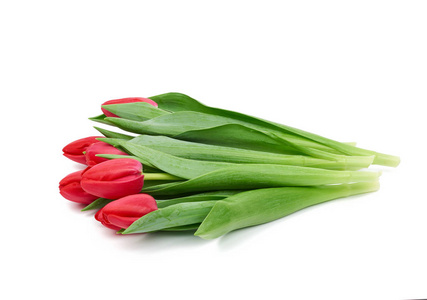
[95,194,158,230]
[85,142,128,167]
[63,136,102,164]
[101,97,158,118]
[80,158,144,199]
[59,170,99,204]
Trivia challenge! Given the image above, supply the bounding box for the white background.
[1,1,426,299]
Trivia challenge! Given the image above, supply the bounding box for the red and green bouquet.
[59,93,399,239]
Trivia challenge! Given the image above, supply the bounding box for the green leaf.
[104,110,335,154]
[81,198,114,211]
[130,134,298,157]
[95,153,160,173]
[150,92,400,167]
[103,111,234,136]
[129,135,373,170]
[174,124,301,155]
[101,102,170,121]
[156,190,241,208]
[142,164,381,196]
[109,140,236,179]
[93,126,134,140]
[179,124,374,169]
[150,93,336,150]
[123,201,217,234]
[88,114,115,126]
[161,224,200,231]
[142,180,179,188]
[150,92,209,112]
[194,181,380,239]
[104,114,358,161]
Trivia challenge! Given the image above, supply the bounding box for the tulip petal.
[63,136,102,164]
[82,158,142,181]
[94,194,157,230]
[59,170,98,204]
[105,215,139,229]
[102,194,157,216]
[85,142,127,166]
[81,175,144,199]
[80,158,144,199]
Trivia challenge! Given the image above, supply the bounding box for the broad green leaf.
[105,139,237,179]
[95,153,160,173]
[150,93,337,150]
[104,113,358,162]
[95,153,153,167]
[142,164,381,196]
[129,135,373,170]
[174,124,301,155]
[104,111,233,136]
[150,92,400,167]
[104,111,332,152]
[123,201,217,234]
[179,124,374,167]
[195,181,380,239]
[150,92,208,112]
[101,102,170,121]
[156,190,241,208]
[161,224,200,231]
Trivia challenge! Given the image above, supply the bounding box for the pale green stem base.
[143,173,184,181]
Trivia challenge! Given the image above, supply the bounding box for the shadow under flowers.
[117,229,213,253]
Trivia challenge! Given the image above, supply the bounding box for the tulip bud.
[101,97,158,117]
[59,170,99,204]
[63,136,102,164]
[95,194,158,230]
[80,158,144,199]
[85,142,128,167]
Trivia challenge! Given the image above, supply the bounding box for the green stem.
[143,173,184,181]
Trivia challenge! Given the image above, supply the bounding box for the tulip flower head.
[59,170,99,204]
[95,194,158,230]
[63,136,102,164]
[85,142,128,167]
[80,158,144,199]
[101,97,158,117]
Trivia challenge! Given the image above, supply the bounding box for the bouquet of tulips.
[59,93,399,239]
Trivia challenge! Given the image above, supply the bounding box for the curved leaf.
[142,164,381,196]
[195,181,380,239]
